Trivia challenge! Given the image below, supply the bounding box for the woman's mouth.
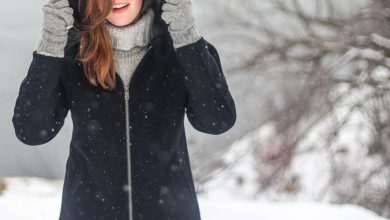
[112,3,130,14]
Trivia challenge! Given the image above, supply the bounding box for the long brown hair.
[75,0,153,91]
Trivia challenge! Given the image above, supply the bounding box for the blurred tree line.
[195,0,390,217]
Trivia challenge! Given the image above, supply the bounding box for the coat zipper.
[122,44,153,220]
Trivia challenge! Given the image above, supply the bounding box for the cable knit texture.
[104,8,156,88]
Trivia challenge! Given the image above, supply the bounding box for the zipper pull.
[124,85,129,100]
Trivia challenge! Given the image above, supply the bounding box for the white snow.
[0,177,62,220]
[0,177,388,220]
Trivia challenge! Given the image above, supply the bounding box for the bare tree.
[200,0,390,217]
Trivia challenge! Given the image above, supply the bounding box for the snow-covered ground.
[0,177,388,220]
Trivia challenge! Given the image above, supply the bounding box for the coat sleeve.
[11,51,70,146]
[174,37,237,135]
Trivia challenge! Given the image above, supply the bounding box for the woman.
[11,0,236,219]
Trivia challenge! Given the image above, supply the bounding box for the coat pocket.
[63,160,82,209]
[159,163,199,218]
[177,163,198,208]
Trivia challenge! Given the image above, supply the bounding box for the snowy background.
[0,177,388,220]
[1,0,389,219]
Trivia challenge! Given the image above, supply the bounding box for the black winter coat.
[11,1,236,219]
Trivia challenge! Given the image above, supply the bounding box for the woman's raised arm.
[161,0,236,135]
[11,0,73,145]
[12,53,70,146]
[176,37,237,135]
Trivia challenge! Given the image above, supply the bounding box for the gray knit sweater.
[104,8,156,88]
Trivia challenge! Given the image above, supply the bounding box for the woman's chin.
[107,18,137,27]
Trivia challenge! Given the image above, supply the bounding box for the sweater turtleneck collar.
[104,8,155,51]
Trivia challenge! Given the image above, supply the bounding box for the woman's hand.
[161,0,202,49]
[36,0,74,58]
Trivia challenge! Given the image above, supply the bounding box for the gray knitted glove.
[161,0,202,49]
[36,0,74,58]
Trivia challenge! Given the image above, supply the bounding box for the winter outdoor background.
[1,0,389,219]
